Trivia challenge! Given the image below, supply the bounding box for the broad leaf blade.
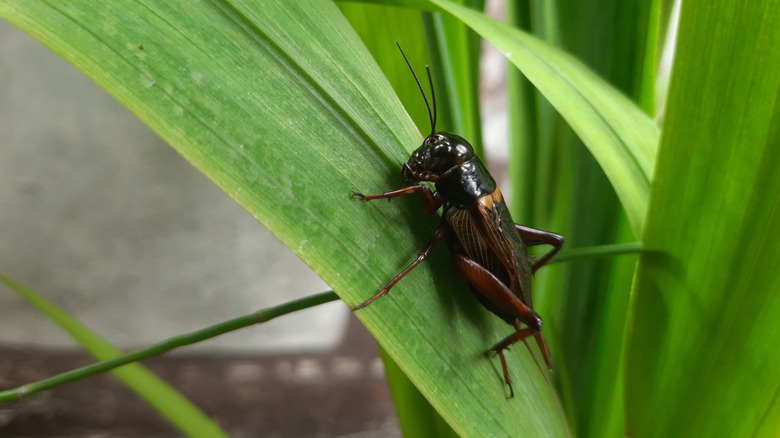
[338,3,432,132]
[0,1,569,436]
[626,1,780,437]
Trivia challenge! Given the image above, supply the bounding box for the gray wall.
[0,20,346,354]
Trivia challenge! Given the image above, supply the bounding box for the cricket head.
[402,132,475,183]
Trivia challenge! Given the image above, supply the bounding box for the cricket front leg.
[352,184,444,214]
[352,227,447,310]
[514,224,564,273]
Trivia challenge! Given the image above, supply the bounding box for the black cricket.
[352,44,563,398]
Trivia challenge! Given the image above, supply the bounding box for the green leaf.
[505,0,540,225]
[337,2,432,133]
[421,0,484,155]
[0,274,228,437]
[518,2,657,438]
[379,346,458,438]
[0,1,570,436]
[431,0,659,238]
[626,1,780,437]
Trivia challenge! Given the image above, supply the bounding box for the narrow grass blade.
[0,285,337,402]
[0,274,228,437]
[422,1,484,155]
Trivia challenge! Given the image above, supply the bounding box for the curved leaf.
[626,1,780,437]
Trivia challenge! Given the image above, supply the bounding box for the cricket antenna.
[426,65,437,137]
[396,42,437,137]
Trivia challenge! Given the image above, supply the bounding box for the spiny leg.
[352,227,446,310]
[491,326,535,399]
[533,331,553,372]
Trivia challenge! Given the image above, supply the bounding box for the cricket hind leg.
[491,321,554,399]
[490,325,535,399]
[450,254,543,330]
[450,253,550,397]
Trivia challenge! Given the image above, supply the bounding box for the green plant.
[1,0,778,437]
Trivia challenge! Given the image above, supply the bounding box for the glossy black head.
[403,132,475,182]
[395,44,474,182]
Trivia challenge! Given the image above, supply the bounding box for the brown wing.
[446,188,534,306]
